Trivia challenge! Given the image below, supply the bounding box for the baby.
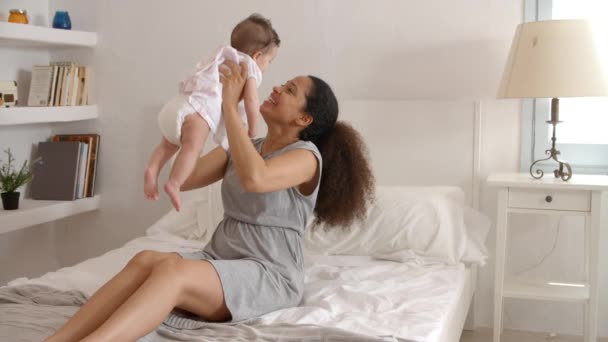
[145,14,280,211]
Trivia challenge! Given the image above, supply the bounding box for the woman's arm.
[243,78,259,137]
[180,147,228,191]
[242,148,318,193]
[219,61,318,193]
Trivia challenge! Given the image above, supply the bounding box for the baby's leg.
[145,138,179,200]
[164,114,210,211]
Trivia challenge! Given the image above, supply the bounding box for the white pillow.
[462,205,490,265]
[146,181,224,243]
[304,185,488,265]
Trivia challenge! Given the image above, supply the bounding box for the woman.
[46,61,374,341]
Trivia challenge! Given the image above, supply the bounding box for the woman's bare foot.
[144,168,159,200]
[164,180,181,211]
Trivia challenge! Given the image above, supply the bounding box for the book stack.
[30,134,100,201]
[27,62,91,107]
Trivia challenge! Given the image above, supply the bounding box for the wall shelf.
[0,105,98,125]
[0,195,101,235]
[0,22,97,48]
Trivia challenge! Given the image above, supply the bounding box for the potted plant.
[0,149,37,210]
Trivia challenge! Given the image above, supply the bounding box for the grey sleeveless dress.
[178,138,321,322]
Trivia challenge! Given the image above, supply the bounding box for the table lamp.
[498,19,608,181]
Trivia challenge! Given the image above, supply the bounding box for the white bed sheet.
[8,233,470,342]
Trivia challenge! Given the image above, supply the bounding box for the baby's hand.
[248,127,257,138]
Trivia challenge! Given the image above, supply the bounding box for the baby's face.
[255,45,279,73]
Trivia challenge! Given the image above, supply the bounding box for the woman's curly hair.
[300,76,375,229]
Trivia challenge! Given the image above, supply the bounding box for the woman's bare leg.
[44,251,179,342]
[164,114,210,211]
[81,258,229,342]
[145,138,179,200]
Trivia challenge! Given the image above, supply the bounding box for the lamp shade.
[498,19,608,98]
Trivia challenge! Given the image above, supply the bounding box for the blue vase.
[52,11,71,30]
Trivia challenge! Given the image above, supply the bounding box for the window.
[523,0,608,174]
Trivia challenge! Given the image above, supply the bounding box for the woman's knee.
[151,257,188,281]
[128,250,177,272]
[151,259,217,295]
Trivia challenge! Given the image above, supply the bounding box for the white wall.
[0,0,63,284]
[3,0,605,337]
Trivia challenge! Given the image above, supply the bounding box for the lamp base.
[529,148,572,181]
[530,98,572,181]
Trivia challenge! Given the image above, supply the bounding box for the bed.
[0,100,488,342]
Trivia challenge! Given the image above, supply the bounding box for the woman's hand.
[219,60,248,111]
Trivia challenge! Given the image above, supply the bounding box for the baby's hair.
[231,13,281,56]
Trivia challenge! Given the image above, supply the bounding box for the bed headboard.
[340,100,482,208]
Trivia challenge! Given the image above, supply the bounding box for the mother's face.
[260,76,313,126]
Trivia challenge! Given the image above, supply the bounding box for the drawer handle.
[545,195,553,203]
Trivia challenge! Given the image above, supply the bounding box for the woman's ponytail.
[300,76,375,228]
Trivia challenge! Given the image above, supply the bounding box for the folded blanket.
[0,285,412,342]
[150,323,408,342]
[0,285,86,342]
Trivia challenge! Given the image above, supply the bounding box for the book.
[27,62,90,107]
[52,135,93,197]
[52,134,100,197]
[51,61,75,106]
[66,65,79,106]
[66,65,74,106]
[51,65,59,106]
[54,65,65,106]
[27,65,54,106]
[48,65,59,106]
[69,66,80,106]
[75,142,89,198]
[61,64,72,106]
[81,66,91,105]
[30,141,83,201]
[88,134,100,196]
[76,67,85,106]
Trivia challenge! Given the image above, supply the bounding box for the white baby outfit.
[158,45,262,150]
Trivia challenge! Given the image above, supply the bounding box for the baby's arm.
[243,78,260,138]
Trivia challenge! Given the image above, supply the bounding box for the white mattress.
[8,233,472,342]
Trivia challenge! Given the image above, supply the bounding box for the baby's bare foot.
[164,181,182,212]
[144,168,159,200]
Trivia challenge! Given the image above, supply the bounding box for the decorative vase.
[1,191,20,210]
[52,11,71,30]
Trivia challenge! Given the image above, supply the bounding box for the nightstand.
[487,173,608,342]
